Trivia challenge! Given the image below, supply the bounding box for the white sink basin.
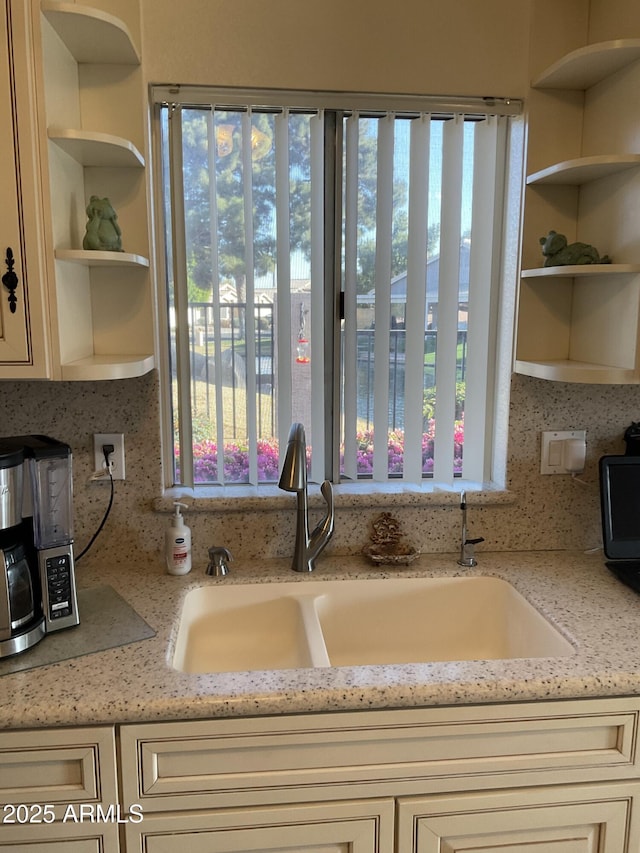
[171,585,317,673]
[314,576,573,666]
[171,576,574,674]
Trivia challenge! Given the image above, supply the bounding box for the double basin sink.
[171,575,574,674]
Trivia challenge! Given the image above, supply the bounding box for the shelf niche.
[527,155,640,186]
[48,129,145,168]
[517,36,640,385]
[40,0,154,381]
[41,1,140,65]
[516,268,640,384]
[532,39,640,90]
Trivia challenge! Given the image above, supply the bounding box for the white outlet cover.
[93,433,126,480]
[540,430,586,475]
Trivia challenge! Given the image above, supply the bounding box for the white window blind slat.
[169,106,194,486]
[241,111,259,484]
[275,111,293,463]
[462,116,506,483]
[309,111,325,482]
[433,115,464,485]
[342,113,359,482]
[372,114,394,482]
[403,115,431,483]
[207,109,225,485]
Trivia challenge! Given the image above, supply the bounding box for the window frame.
[150,86,524,495]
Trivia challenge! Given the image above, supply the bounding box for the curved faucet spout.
[278,423,307,493]
[278,423,335,572]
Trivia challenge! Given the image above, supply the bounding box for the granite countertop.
[2,549,640,730]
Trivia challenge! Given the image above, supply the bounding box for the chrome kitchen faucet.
[278,423,335,572]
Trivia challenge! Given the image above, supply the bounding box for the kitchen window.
[154,88,522,489]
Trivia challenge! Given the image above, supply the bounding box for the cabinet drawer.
[0,727,117,820]
[124,799,394,853]
[119,698,640,811]
[0,820,120,853]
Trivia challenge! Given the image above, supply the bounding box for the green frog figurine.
[539,229,610,267]
[83,196,123,252]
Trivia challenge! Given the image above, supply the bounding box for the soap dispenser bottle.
[165,502,192,575]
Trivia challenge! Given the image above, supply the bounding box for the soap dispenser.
[165,502,192,575]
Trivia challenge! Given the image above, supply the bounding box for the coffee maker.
[0,435,79,658]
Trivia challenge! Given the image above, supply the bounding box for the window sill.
[154,481,514,514]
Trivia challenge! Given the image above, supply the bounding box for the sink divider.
[292,594,331,668]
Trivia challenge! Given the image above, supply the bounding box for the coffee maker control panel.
[40,546,79,631]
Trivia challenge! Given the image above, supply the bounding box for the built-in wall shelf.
[517,27,640,386]
[41,1,140,65]
[527,154,640,186]
[38,0,154,382]
[532,39,640,90]
[60,354,155,382]
[515,359,640,385]
[522,264,640,278]
[48,129,145,167]
[55,249,149,268]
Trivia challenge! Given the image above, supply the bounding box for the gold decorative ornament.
[362,512,419,565]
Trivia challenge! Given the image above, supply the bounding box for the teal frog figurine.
[83,196,123,252]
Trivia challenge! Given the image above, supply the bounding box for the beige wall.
[140,0,532,98]
[7,0,640,571]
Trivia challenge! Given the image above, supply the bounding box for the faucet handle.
[206,546,233,576]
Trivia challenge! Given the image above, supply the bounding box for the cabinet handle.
[2,248,18,314]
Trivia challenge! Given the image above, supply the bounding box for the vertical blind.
[339,111,509,485]
[160,92,515,487]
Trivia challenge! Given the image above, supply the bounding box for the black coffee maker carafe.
[0,436,79,658]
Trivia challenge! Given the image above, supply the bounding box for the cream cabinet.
[516,37,640,383]
[124,800,394,853]
[3,698,640,853]
[0,0,52,377]
[120,697,640,853]
[397,784,640,852]
[0,725,119,851]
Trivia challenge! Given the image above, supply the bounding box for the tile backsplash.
[0,372,636,569]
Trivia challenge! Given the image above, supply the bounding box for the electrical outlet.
[93,433,126,480]
[540,429,586,475]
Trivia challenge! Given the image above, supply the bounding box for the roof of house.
[361,242,471,303]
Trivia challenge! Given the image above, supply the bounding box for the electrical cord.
[76,444,115,563]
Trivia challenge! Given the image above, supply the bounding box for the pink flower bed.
[185,419,464,483]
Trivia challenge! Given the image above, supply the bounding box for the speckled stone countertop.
[2,549,640,730]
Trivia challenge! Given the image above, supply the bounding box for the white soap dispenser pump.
[165,502,192,575]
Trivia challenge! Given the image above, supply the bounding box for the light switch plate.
[540,430,586,475]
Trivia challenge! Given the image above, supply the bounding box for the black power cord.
[76,443,115,562]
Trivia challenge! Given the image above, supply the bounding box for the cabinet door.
[0,819,119,852]
[0,726,118,821]
[397,783,640,853]
[125,799,394,853]
[0,0,50,376]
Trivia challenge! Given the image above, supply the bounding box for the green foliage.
[423,381,465,422]
[180,110,314,303]
[178,107,443,300]
[191,410,216,443]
